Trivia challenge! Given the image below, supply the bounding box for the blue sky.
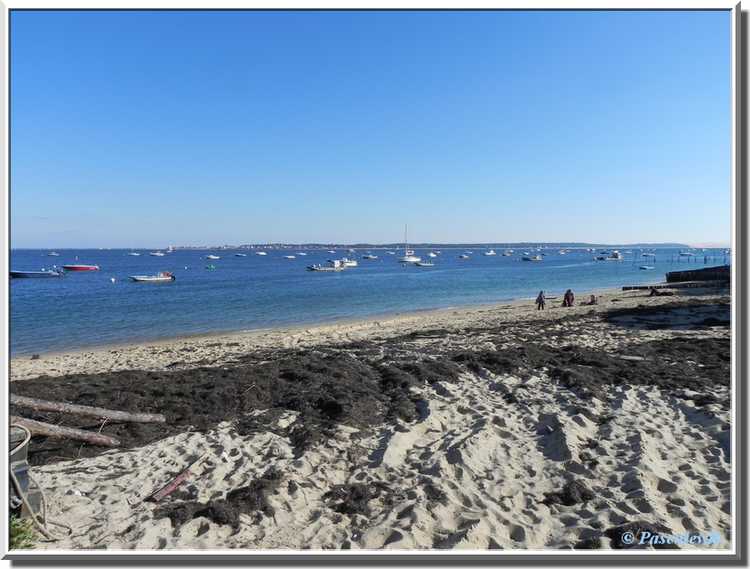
[11,10,732,247]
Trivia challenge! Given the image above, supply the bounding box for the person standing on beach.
[536,290,546,310]
[562,289,575,307]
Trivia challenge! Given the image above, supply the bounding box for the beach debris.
[10,416,121,447]
[145,454,206,503]
[155,468,281,530]
[10,394,166,424]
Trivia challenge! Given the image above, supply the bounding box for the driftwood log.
[10,394,166,424]
[10,416,121,447]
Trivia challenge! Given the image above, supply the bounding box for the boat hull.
[62,265,99,271]
[10,271,63,279]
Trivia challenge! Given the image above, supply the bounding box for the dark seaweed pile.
[11,299,730,466]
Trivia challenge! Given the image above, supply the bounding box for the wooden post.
[10,395,166,424]
[10,416,121,447]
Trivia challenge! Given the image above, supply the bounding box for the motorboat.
[235,253,247,257]
[297,252,307,256]
[428,252,437,258]
[10,268,64,278]
[206,255,221,260]
[522,255,542,262]
[606,251,623,261]
[127,251,141,256]
[502,250,513,256]
[639,265,655,270]
[415,260,434,267]
[256,251,268,256]
[47,252,60,257]
[284,255,297,259]
[150,251,166,257]
[362,254,378,260]
[341,257,358,267]
[129,271,175,283]
[679,251,695,257]
[307,260,345,272]
[62,264,100,271]
[327,250,336,254]
[459,254,470,259]
[483,249,497,256]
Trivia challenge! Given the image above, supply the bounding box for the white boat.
[522,255,543,262]
[679,251,695,257]
[558,250,567,255]
[341,257,358,267]
[256,251,268,256]
[386,251,396,255]
[502,250,512,256]
[297,252,307,256]
[642,253,656,258]
[127,251,141,256]
[284,255,297,259]
[47,252,60,257]
[129,271,175,283]
[483,249,497,256]
[348,248,356,253]
[606,251,623,261]
[166,246,175,253]
[399,225,421,263]
[428,252,437,258]
[235,253,247,257]
[308,259,345,272]
[459,254,470,259]
[150,251,165,257]
[362,254,378,260]
[639,265,655,270]
[206,254,221,260]
[327,250,336,254]
[415,260,434,267]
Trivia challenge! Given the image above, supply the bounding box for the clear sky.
[11,10,732,248]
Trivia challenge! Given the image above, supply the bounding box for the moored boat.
[129,271,175,283]
[483,249,497,256]
[340,257,358,267]
[522,255,542,262]
[10,268,64,278]
[62,264,100,271]
[307,260,345,272]
[415,260,434,267]
[206,255,221,260]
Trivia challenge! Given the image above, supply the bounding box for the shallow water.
[9,247,727,354]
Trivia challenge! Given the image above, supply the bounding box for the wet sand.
[10,287,732,550]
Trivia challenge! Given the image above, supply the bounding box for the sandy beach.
[10,287,732,551]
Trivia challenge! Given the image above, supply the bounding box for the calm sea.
[9,247,728,355]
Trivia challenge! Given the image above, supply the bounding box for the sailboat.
[399,225,421,263]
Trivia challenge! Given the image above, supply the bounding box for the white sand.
[13,289,732,551]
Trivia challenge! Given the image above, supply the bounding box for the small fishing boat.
[129,271,175,283]
[639,265,655,270]
[522,255,542,262]
[127,251,141,256]
[386,251,396,255]
[235,253,248,257]
[150,251,165,257]
[47,252,60,257]
[10,268,64,279]
[459,254,470,259]
[307,260,345,272]
[415,260,434,267]
[62,264,100,271]
[256,251,268,256]
[327,250,336,254]
[206,255,221,260]
[341,257,358,267]
[297,252,307,256]
[362,254,378,260]
[483,249,497,256]
[284,255,297,260]
[502,250,513,256]
[428,252,437,258]
[606,251,623,261]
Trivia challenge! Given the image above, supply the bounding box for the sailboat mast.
[404,224,408,254]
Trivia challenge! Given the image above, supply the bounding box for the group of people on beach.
[535,289,598,310]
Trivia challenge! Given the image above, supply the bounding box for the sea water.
[9,247,728,355]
